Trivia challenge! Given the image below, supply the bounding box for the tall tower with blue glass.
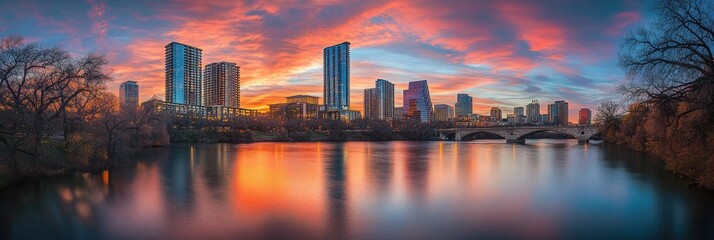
[323,42,350,111]
[165,42,203,106]
[403,80,433,123]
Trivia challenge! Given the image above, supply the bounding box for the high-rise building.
[507,114,516,124]
[455,93,473,118]
[375,79,395,120]
[526,100,541,124]
[204,61,240,107]
[403,80,433,123]
[541,114,550,125]
[514,107,525,124]
[363,88,378,119]
[540,114,550,125]
[119,80,139,108]
[579,108,592,126]
[323,42,350,111]
[548,100,569,125]
[165,42,203,105]
[490,107,502,122]
[433,104,454,122]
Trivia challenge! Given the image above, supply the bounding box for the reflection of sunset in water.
[2,141,714,239]
[231,143,327,235]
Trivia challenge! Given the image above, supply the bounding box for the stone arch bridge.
[437,126,599,143]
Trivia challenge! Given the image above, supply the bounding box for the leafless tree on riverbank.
[619,0,714,122]
[0,35,110,169]
[616,0,714,187]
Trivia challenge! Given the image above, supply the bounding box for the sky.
[0,0,653,121]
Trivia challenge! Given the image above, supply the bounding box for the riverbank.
[597,101,714,190]
[0,159,111,192]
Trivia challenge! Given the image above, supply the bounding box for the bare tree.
[619,0,714,114]
[0,35,110,168]
[94,93,134,163]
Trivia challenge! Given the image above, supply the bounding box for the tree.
[618,0,714,187]
[619,0,714,119]
[0,35,110,168]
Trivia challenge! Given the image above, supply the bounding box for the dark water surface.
[2,140,714,239]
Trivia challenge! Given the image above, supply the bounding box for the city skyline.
[158,39,586,124]
[0,0,654,122]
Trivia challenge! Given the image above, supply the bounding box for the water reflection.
[1,141,714,239]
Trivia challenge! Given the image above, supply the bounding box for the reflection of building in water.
[161,146,196,212]
[404,143,430,200]
[367,143,394,194]
[199,144,230,200]
[325,143,348,238]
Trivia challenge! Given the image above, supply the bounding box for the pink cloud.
[604,11,641,36]
[89,0,644,112]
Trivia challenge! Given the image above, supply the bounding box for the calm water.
[2,140,714,239]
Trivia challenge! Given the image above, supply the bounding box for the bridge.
[437,126,600,143]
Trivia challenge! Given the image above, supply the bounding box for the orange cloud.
[88,0,643,115]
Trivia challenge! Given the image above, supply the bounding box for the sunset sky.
[0,0,652,120]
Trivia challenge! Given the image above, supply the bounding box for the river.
[1,140,713,239]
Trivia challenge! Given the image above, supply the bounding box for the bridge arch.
[444,126,599,143]
[515,129,578,141]
[459,131,507,141]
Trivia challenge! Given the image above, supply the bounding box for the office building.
[143,100,257,120]
[364,88,378,119]
[490,107,502,122]
[433,104,454,122]
[204,61,240,107]
[507,114,516,124]
[270,95,321,120]
[119,80,139,108]
[514,107,525,124]
[323,42,350,111]
[526,100,541,124]
[403,80,433,123]
[287,95,320,105]
[375,79,395,120]
[579,108,592,126]
[548,100,569,125]
[541,114,550,124]
[455,94,473,118]
[165,42,202,105]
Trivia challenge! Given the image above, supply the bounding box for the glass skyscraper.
[323,42,350,111]
[119,80,139,108]
[514,107,525,124]
[376,79,394,120]
[455,93,473,118]
[165,42,202,105]
[204,61,240,108]
[526,100,541,124]
[548,100,569,125]
[403,80,433,123]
